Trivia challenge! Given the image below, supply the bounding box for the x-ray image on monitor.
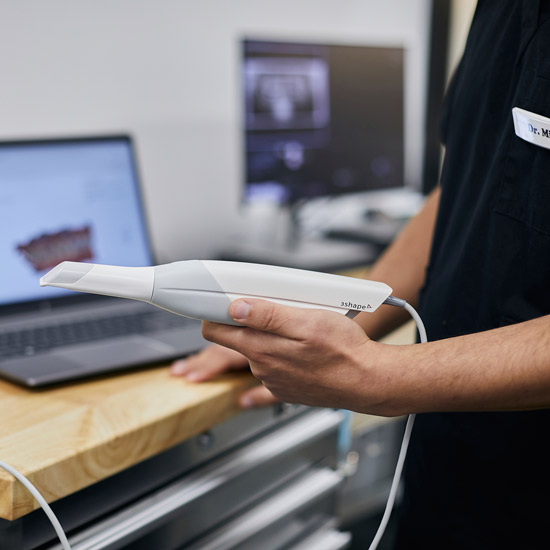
[245,56,330,131]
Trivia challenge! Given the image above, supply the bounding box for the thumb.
[239,385,279,409]
[229,298,306,338]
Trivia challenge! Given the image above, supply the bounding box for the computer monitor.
[242,38,405,206]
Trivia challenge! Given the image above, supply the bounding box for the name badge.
[512,107,550,150]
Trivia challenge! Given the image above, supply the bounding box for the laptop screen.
[0,136,153,308]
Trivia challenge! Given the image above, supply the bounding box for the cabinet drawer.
[185,467,345,550]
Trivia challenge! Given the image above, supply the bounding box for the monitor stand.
[219,203,379,273]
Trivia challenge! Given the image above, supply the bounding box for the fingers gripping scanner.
[40,260,396,323]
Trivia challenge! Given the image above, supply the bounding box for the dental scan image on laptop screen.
[0,137,153,307]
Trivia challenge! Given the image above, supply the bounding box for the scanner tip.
[40,261,94,287]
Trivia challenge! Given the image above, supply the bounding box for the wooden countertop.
[0,366,259,521]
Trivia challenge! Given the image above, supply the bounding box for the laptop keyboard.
[0,310,194,359]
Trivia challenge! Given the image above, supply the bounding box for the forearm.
[355,186,441,340]
[376,315,550,415]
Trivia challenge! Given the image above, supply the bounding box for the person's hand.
[170,343,279,409]
[202,298,398,415]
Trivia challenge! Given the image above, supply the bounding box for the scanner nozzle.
[40,261,155,302]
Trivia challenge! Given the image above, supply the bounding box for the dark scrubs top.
[394,1,550,548]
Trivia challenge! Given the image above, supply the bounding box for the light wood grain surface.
[0,366,259,520]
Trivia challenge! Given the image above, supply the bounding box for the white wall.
[0,0,432,261]
[448,0,477,79]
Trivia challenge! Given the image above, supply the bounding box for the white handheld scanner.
[40,260,393,325]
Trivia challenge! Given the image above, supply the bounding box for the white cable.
[0,459,72,550]
[404,301,427,344]
[368,301,427,550]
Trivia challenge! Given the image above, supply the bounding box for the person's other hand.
[171,343,279,409]
[202,298,396,415]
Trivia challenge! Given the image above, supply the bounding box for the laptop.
[0,135,206,387]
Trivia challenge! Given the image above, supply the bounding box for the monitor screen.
[0,136,153,307]
[242,39,405,204]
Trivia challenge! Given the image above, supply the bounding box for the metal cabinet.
[337,416,406,524]
[1,406,350,550]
